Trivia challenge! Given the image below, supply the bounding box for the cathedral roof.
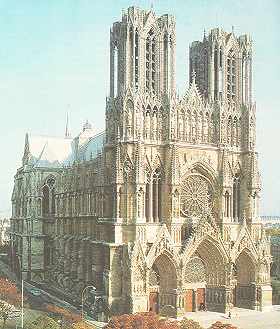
[23,129,105,169]
[26,135,73,168]
[75,131,105,162]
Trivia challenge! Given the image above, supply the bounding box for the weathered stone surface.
[9,6,271,319]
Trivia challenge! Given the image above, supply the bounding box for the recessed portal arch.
[148,252,178,313]
[234,249,256,309]
[183,236,228,312]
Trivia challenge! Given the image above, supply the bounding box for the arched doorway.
[183,237,228,313]
[148,253,177,313]
[234,251,256,309]
[184,257,206,312]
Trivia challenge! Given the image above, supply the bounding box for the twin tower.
[109,6,252,104]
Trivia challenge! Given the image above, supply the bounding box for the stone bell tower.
[189,28,252,104]
[109,6,176,98]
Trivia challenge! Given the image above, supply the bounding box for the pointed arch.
[146,28,157,93]
[42,175,56,216]
[234,249,257,309]
[135,28,139,89]
[146,225,180,270]
[181,161,219,189]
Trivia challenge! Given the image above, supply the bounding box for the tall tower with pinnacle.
[189,27,252,104]
[109,6,176,98]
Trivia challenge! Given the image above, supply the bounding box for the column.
[230,193,233,221]
[149,181,153,222]
[154,180,159,222]
[210,49,215,100]
[116,188,120,219]
[193,289,198,311]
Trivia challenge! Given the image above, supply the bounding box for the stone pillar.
[224,286,233,313]
[193,289,198,311]
[176,291,185,317]
[210,49,215,100]
[255,284,272,311]
[154,180,159,222]
[149,181,153,222]
[230,192,233,221]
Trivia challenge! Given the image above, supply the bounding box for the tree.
[44,304,81,326]
[180,318,204,329]
[266,228,280,237]
[28,315,61,329]
[71,321,97,329]
[0,278,22,329]
[0,300,15,329]
[208,321,238,329]
[105,312,181,329]
[0,277,21,306]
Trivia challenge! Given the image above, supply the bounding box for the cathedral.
[10,6,272,318]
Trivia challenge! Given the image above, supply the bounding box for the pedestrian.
[228,311,231,319]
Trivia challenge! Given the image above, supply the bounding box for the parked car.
[29,288,42,296]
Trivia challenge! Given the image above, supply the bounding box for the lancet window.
[146,29,156,93]
[227,49,236,100]
[42,177,55,216]
[113,44,118,97]
[145,167,162,222]
[214,46,218,100]
[224,191,230,218]
[129,27,133,86]
[233,174,241,221]
[164,33,169,91]
[135,29,139,89]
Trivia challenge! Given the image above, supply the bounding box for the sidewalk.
[179,306,280,329]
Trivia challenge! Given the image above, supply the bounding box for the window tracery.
[42,177,55,216]
[227,48,236,100]
[233,174,241,221]
[184,257,206,283]
[180,174,213,218]
[146,29,156,93]
[145,167,162,222]
[135,29,139,90]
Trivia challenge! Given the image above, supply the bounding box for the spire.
[22,133,30,165]
[65,112,71,138]
[191,69,196,84]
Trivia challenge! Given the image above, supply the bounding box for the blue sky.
[0,0,279,217]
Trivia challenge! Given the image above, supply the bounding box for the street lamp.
[57,319,62,329]
[81,285,96,321]
[21,279,24,329]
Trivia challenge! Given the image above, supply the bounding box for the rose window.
[180,174,213,217]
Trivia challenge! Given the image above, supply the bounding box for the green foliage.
[71,322,97,329]
[27,315,61,329]
[0,300,15,329]
[265,228,280,237]
[208,321,237,329]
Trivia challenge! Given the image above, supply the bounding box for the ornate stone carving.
[184,257,206,283]
[180,174,213,217]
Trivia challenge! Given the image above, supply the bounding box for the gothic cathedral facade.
[10,7,272,317]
